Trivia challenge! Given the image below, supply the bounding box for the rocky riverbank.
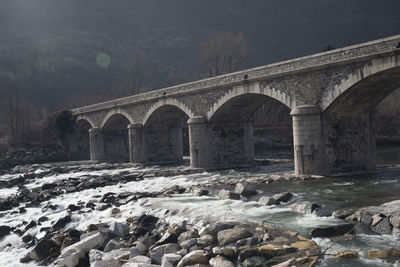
[0,161,399,266]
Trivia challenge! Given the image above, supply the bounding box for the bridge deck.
[71,34,400,115]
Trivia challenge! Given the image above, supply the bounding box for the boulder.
[89,249,104,264]
[0,225,11,238]
[311,224,354,238]
[371,217,393,235]
[334,251,359,259]
[258,197,276,206]
[217,228,252,246]
[209,255,234,267]
[60,232,106,258]
[51,214,72,232]
[368,248,400,259]
[217,189,240,200]
[291,202,320,214]
[256,244,296,257]
[390,213,400,228]
[180,238,197,249]
[92,260,122,267]
[162,253,182,265]
[212,247,235,258]
[56,250,84,267]
[273,192,293,204]
[290,240,317,251]
[110,222,129,237]
[197,234,215,246]
[235,183,257,196]
[130,255,152,263]
[150,243,181,264]
[29,238,57,260]
[271,259,296,267]
[104,239,122,252]
[177,250,209,267]
[199,223,233,236]
[178,230,199,243]
[242,256,265,267]
[103,249,130,261]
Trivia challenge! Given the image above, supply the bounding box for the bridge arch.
[75,115,96,129]
[207,82,294,121]
[100,109,134,130]
[321,56,400,173]
[142,98,194,125]
[141,98,192,163]
[321,55,400,112]
[101,112,132,161]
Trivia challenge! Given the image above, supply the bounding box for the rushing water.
[0,160,399,266]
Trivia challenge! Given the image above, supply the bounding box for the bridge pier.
[291,105,326,176]
[188,117,211,168]
[89,128,104,161]
[128,124,146,163]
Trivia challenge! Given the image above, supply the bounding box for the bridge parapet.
[71,35,400,116]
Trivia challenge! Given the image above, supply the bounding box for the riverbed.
[0,160,399,266]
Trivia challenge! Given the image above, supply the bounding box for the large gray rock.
[177,250,209,267]
[89,249,104,264]
[212,247,235,258]
[291,202,320,214]
[258,197,277,206]
[103,248,131,261]
[199,223,233,236]
[150,243,181,264]
[209,255,234,267]
[91,260,122,267]
[217,228,252,246]
[110,222,129,237]
[60,232,106,259]
[332,208,355,219]
[180,238,197,249]
[372,217,393,235]
[29,238,57,261]
[104,239,122,252]
[235,183,257,196]
[130,255,152,264]
[389,212,400,228]
[311,223,354,238]
[162,253,182,265]
[217,189,240,200]
[273,192,293,204]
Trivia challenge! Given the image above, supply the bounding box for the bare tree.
[130,52,143,95]
[0,90,36,145]
[201,32,247,77]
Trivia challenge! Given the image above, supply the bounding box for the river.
[0,157,398,266]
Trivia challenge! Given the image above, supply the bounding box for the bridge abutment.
[291,105,326,176]
[89,128,104,161]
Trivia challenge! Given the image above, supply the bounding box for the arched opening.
[70,119,91,160]
[143,105,189,163]
[208,93,292,168]
[323,67,400,172]
[102,114,130,161]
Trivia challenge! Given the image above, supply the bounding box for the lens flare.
[96,52,111,68]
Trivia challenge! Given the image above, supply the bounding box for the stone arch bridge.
[71,35,400,176]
